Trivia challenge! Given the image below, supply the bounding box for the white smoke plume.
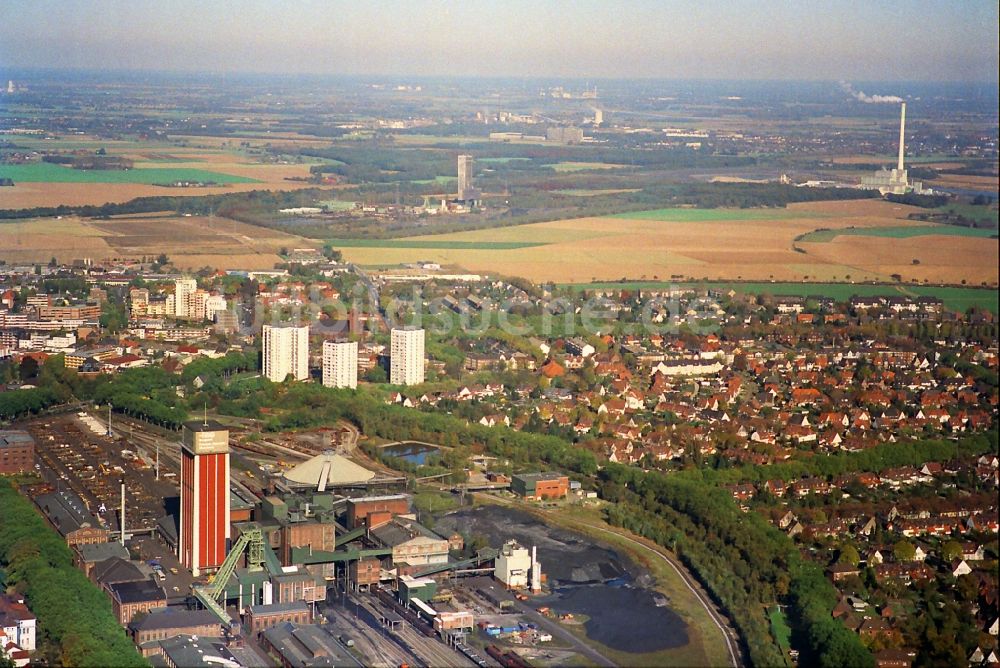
[839,81,903,104]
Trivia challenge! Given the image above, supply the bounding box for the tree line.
[0,480,147,667]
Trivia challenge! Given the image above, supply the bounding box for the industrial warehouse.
[1,411,682,668]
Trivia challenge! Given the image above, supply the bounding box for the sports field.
[335,200,997,286]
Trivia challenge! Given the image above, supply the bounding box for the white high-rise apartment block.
[174,278,197,318]
[263,324,309,382]
[204,294,229,322]
[322,340,358,389]
[390,327,424,386]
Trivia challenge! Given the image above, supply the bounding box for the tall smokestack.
[119,476,126,546]
[897,102,906,172]
[531,545,541,593]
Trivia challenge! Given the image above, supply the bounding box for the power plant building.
[860,103,930,196]
[495,540,531,589]
[179,420,231,576]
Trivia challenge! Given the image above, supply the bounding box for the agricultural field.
[0,133,318,208]
[798,225,998,242]
[0,213,308,270]
[334,199,998,286]
[323,238,544,249]
[554,188,642,197]
[0,163,259,184]
[552,161,630,172]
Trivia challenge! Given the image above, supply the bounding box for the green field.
[554,188,642,197]
[935,203,1000,227]
[410,175,457,185]
[564,280,999,314]
[608,207,815,222]
[800,225,998,242]
[768,606,792,657]
[327,238,546,250]
[0,163,259,184]
[477,157,531,164]
[551,161,629,172]
[318,199,357,212]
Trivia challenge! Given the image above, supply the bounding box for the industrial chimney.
[531,546,541,593]
[119,476,126,546]
[897,102,906,173]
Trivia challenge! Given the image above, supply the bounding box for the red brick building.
[0,431,34,475]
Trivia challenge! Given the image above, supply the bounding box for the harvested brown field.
[801,235,999,285]
[928,174,999,190]
[0,214,310,270]
[339,200,996,285]
[0,175,315,209]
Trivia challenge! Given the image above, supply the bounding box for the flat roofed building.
[346,494,410,528]
[495,540,531,589]
[511,472,569,500]
[390,327,424,386]
[263,324,310,382]
[0,430,33,475]
[322,339,358,389]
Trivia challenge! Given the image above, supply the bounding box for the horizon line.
[1,66,999,86]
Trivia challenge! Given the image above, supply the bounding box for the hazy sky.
[2,0,997,80]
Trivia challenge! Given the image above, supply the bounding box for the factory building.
[322,339,358,389]
[398,575,438,604]
[370,517,449,569]
[350,558,383,589]
[179,420,230,576]
[456,154,481,204]
[34,488,110,546]
[390,327,425,386]
[511,472,570,500]
[245,601,312,634]
[546,126,584,144]
[495,540,543,591]
[0,430,34,474]
[263,324,310,383]
[346,494,410,528]
[495,540,531,589]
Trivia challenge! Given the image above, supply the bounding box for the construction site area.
[7,410,688,668]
